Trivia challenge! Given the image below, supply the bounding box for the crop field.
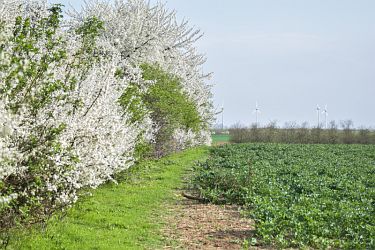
[191,143,375,249]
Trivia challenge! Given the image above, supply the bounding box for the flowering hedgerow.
[0,0,212,236]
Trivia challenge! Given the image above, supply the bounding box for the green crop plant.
[191,143,375,249]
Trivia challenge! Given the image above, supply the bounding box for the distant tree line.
[229,120,375,144]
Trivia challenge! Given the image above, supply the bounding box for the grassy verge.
[211,134,231,145]
[7,147,208,250]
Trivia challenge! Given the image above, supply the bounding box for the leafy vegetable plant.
[192,143,375,249]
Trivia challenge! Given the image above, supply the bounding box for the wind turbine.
[253,101,261,127]
[316,105,321,128]
[322,105,328,129]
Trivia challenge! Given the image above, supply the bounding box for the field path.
[164,197,255,249]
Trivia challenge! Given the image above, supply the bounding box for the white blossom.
[0,0,213,213]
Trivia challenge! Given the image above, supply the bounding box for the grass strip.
[211,134,231,144]
[8,147,207,250]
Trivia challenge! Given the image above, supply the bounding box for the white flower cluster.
[0,193,18,205]
[57,60,140,188]
[0,0,212,216]
[0,101,24,180]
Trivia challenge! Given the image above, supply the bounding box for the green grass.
[211,134,231,144]
[8,147,208,250]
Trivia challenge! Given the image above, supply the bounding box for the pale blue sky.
[51,0,375,128]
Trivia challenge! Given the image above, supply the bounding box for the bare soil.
[213,141,230,146]
[163,194,257,250]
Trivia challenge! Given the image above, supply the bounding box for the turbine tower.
[253,101,261,127]
[316,105,321,128]
[322,105,328,129]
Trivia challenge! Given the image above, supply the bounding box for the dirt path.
[163,195,256,249]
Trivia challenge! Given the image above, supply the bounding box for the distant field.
[192,143,375,249]
[211,134,231,144]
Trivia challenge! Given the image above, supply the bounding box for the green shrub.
[120,64,203,157]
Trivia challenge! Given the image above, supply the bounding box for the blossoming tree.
[0,0,212,235]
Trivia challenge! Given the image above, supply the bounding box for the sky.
[51,0,375,128]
